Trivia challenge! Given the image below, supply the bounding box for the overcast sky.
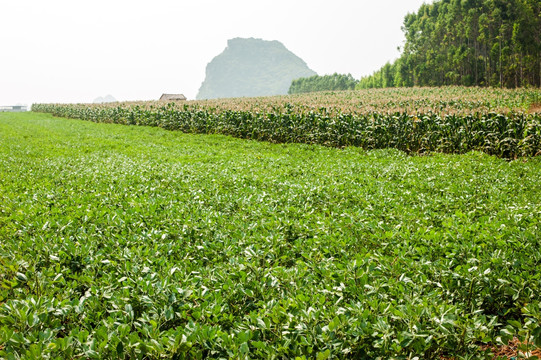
[0,0,429,105]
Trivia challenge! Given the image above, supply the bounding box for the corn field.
[32,87,541,158]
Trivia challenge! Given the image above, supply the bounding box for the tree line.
[358,0,541,89]
[288,73,358,94]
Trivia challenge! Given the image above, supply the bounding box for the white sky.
[0,0,429,105]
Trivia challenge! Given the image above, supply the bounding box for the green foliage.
[288,73,358,94]
[357,62,398,89]
[0,112,540,358]
[358,0,541,89]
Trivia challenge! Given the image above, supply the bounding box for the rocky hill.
[93,95,117,104]
[197,38,316,100]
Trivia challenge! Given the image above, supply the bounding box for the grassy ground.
[0,112,540,359]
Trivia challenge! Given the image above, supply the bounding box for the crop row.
[32,101,541,158]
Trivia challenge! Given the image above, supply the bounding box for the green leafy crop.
[0,111,540,359]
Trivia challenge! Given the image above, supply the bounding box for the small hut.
[159,94,187,101]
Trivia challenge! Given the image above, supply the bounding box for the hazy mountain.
[196,38,316,100]
[93,95,117,104]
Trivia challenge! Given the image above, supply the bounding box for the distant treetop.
[289,73,358,94]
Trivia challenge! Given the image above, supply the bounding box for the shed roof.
[160,94,187,101]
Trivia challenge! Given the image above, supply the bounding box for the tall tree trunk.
[500,37,503,88]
